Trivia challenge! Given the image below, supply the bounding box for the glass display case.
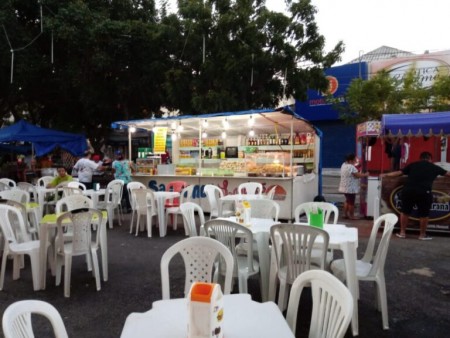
[245,152,296,177]
[136,156,161,175]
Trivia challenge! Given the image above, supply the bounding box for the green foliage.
[0,0,343,147]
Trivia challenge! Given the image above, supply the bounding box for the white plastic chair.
[2,300,69,338]
[44,182,70,214]
[55,208,103,297]
[67,181,87,191]
[160,236,234,299]
[247,199,280,221]
[270,223,330,310]
[203,184,233,219]
[127,181,147,232]
[0,189,29,204]
[97,179,124,229]
[130,189,157,237]
[238,182,263,195]
[0,178,16,189]
[165,185,194,231]
[204,219,260,295]
[294,201,339,224]
[265,185,277,199]
[36,176,54,188]
[180,202,205,236]
[16,182,39,203]
[0,204,42,291]
[286,270,353,338]
[330,213,398,330]
[62,186,83,197]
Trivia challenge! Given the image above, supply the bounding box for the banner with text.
[153,127,167,154]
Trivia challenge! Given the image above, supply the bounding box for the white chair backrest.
[203,184,223,217]
[16,182,39,202]
[204,219,257,278]
[248,199,280,221]
[0,203,30,245]
[2,300,68,338]
[68,181,87,191]
[286,270,353,338]
[127,182,147,209]
[132,188,153,212]
[56,195,93,213]
[238,182,263,195]
[180,202,205,236]
[180,185,195,204]
[294,201,339,224]
[266,185,277,199]
[36,176,54,188]
[106,179,124,205]
[62,186,83,196]
[270,223,330,283]
[362,213,398,275]
[0,189,29,204]
[160,236,234,299]
[0,178,16,189]
[56,208,102,256]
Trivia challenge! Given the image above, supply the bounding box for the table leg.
[255,233,270,302]
[100,218,108,281]
[157,197,167,237]
[342,241,359,336]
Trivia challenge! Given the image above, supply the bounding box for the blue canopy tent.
[381,111,450,137]
[0,120,87,157]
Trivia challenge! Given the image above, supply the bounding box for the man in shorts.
[383,151,450,240]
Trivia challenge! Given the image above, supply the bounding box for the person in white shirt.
[72,151,104,189]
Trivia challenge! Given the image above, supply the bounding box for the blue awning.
[381,112,450,137]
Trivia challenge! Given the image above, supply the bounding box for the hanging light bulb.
[202,119,208,128]
[221,131,227,139]
[202,131,208,138]
[223,118,229,130]
[129,126,136,133]
[170,121,177,130]
[171,132,177,141]
[249,128,255,137]
[177,121,184,132]
[247,115,254,127]
[152,124,157,133]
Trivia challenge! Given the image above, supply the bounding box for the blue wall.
[315,121,356,168]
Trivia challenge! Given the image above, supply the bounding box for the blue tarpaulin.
[0,120,87,156]
[381,112,450,136]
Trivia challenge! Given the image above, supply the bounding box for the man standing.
[383,151,450,240]
[72,151,104,190]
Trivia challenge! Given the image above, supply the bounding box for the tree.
[0,0,344,145]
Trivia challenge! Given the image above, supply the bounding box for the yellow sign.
[153,127,167,154]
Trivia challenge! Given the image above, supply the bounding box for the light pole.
[128,125,136,161]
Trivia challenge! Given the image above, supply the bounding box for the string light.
[223,118,229,130]
[248,115,254,127]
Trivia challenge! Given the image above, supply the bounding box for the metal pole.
[128,128,132,161]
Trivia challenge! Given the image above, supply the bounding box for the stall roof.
[0,120,87,156]
[381,111,450,137]
[111,108,318,137]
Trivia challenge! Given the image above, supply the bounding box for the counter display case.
[136,157,161,175]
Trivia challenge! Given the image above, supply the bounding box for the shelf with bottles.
[245,132,315,147]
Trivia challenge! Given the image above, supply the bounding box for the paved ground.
[0,212,449,338]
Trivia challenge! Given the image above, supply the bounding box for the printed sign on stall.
[153,127,167,154]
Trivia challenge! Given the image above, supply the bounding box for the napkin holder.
[188,282,224,338]
[309,208,323,228]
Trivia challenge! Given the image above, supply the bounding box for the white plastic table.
[153,191,180,237]
[83,188,106,209]
[218,194,267,216]
[120,294,294,338]
[38,210,109,289]
[268,223,359,336]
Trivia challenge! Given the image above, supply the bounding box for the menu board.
[153,127,167,154]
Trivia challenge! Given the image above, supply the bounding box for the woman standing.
[338,153,368,219]
[112,151,135,213]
